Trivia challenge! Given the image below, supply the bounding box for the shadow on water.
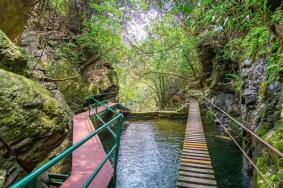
[99,118,186,188]
[202,115,252,188]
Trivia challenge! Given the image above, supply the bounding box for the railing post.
[89,99,91,117]
[113,115,123,184]
[95,102,97,114]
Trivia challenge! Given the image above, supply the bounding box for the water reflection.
[116,119,186,188]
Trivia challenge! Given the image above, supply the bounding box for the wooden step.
[180,162,213,169]
[177,181,217,188]
[181,152,210,158]
[179,166,214,174]
[184,142,207,145]
[183,144,208,148]
[185,138,206,142]
[182,149,209,155]
[181,155,211,161]
[181,158,211,165]
[184,143,207,146]
[178,176,217,186]
[185,137,205,139]
[177,101,217,187]
[179,171,215,179]
[183,146,208,151]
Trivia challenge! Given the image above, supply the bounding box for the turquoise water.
[202,116,252,188]
[116,119,186,188]
[98,116,251,188]
[98,118,186,188]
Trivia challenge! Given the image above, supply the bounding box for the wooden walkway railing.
[177,101,217,188]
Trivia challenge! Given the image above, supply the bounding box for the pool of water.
[98,116,251,188]
[99,118,186,188]
[202,116,252,188]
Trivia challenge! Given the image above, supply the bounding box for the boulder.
[0,0,35,40]
[0,30,28,75]
[0,69,70,186]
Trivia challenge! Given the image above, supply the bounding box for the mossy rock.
[0,69,70,185]
[0,30,28,75]
[45,59,118,112]
[0,0,35,40]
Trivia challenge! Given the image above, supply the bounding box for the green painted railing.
[9,94,123,188]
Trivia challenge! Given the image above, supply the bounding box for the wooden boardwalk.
[177,102,217,188]
[61,103,116,188]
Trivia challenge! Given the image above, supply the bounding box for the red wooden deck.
[61,103,117,188]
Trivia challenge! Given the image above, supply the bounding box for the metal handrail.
[83,144,117,188]
[89,97,120,114]
[87,96,123,184]
[204,102,272,188]
[88,91,118,99]
[202,96,283,158]
[10,98,123,188]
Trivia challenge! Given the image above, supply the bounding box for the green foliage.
[224,73,243,93]
[259,81,268,98]
[271,9,283,24]
[243,26,270,58]
[267,41,283,81]
[50,0,68,16]
[77,0,125,61]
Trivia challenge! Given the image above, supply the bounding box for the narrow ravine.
[0,0,282,187]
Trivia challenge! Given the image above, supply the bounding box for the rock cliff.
[0,30,70,187]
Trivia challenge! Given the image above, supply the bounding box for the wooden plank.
[179,171,215,179]
[182,149,209,155]
[183,143,208,147]
[178,176,217,186]
[185,136,204,139]
[177,181,217,188]
[186,134,204,136]
[184,142,206,145]
[181,152,210,158]
[177,101,217,187]
[185,137,205,140]
[181,158,211,165]
[180,162,213,169]
[182,146,208,151]
[181,155,211,161]
[183,144,207,148]
[183,145,207,149]
[179,166,214,174]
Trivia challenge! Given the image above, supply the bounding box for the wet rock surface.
[207,91,238,127]
[240,59,281,131]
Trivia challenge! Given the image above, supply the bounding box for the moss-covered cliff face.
[183,1,283,187]
[0,30,29,75]
[0,1,119,185]
[18,2,119,113]
[0,29,71,187]
[0,0,36,40]
[0,69,70,184]
[44,57,118,112]
[198,28,282,188]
